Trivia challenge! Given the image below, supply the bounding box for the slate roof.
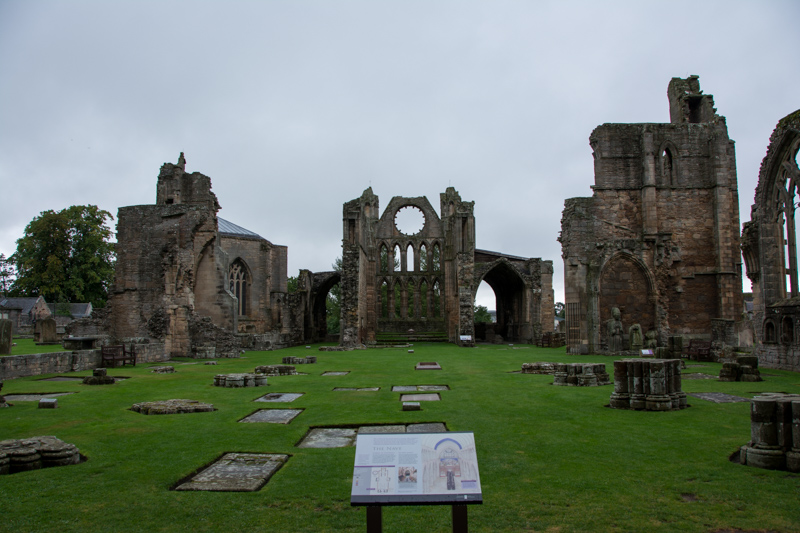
[0,297,42,314]
[218,218,264,240]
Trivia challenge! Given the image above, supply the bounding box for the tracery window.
[229,259,249,316]
[419,243,428,271]
[380,244,389,273]
[774,140,800,296]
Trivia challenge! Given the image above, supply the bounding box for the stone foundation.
[521,362,557,374]
[718,355,763,382]
[609,359,687,411]
[82,368,115,385]
[0,436,82,475]
[213,373,267,387]
[254,365,297,376]
[553,363,610,386]
[739,393,800,472]
[281,356,316,364]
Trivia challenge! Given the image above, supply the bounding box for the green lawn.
[1,343,799,532]
[3,337,68,355]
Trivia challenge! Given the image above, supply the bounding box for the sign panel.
[459,335,472,341]
[351,432,482,505]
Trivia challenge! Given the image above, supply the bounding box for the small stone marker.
[38,398,58,409]
[415,362,441,370]
[0,319,12,355]
[408,349,414,353]
[402,402,421,411]
[174,453,289,492]
[321,371,350,376]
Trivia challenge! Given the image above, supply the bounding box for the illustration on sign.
[351,432,482,505]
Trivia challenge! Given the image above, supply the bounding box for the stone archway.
[598,254,654,349]
[477,260,530,343]
[311,271,341,343]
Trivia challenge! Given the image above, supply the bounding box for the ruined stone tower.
[560,76,743,353]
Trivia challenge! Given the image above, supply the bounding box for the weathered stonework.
[552,363,610,386]
[339,188,553,346]
[741,110,800,372]
[560,77,744,355]
[609,358,687,411]
[738,393,800,472]
[0,436,82,474]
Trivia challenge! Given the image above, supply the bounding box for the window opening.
[419,243,428,271]
[432,243,441,271]
[420,279,428,318]
[432,280,441,318]
[407,244,415,272]
[380,244,389,272]
[229,260,248,316]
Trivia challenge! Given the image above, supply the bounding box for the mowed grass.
[1,343,799,533]
[3,337,67,355]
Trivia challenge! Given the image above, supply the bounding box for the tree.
[474,304,492,323]
[555,302,565,318]
[10,205,115,307]
[327,258,342,334]
[0,253,15,296]
[287,276,299,293]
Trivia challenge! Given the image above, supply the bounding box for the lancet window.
[229,259,249,316]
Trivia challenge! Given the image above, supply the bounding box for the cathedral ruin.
[742,110,800,371]
[560,76,744,354]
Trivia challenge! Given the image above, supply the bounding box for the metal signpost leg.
[366,506,382,533]
[452,504,468,532]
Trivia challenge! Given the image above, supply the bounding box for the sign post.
[351,432,482,532]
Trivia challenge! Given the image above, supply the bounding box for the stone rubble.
[553,363,610,386]
[0,436,82,475]
[213,373,267,387]
[609,358,687,411]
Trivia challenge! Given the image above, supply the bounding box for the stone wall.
[560,76,744,354]
[0,342,169,380]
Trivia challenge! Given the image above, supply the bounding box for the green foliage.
[9,205,114,307]
[474,304,492,323]
[0,253,15,296]
[555,301,565,318]
[287,276,299,293]
[0,346,798,532]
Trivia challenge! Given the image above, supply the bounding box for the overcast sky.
[1,0,798,308]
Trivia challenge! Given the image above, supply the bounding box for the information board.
[351,432,483,505]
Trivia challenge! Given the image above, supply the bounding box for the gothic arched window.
[229,259,249,316]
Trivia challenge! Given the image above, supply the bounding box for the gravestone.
[130,399,215,415]
[0,319,12,355]
[36,318,58,344]
[174,453,288,492]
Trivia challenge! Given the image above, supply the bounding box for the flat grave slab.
[687,392,750,403]
[407,422,447,433]
[333,387,380,391]
[173,453,288,492]
[297,428,358,448]
[322,371,350,376]
[299,423,449,447]
[37,376,84,382]
[254,393,304,403]
[402,402,421,411]
[682,373,717,380]
[400,393,440,402]
[4,392,75,401]
[415,362,441,370]
[240,409,302,424]
[358,425,407,434]
[392,385,448,391]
